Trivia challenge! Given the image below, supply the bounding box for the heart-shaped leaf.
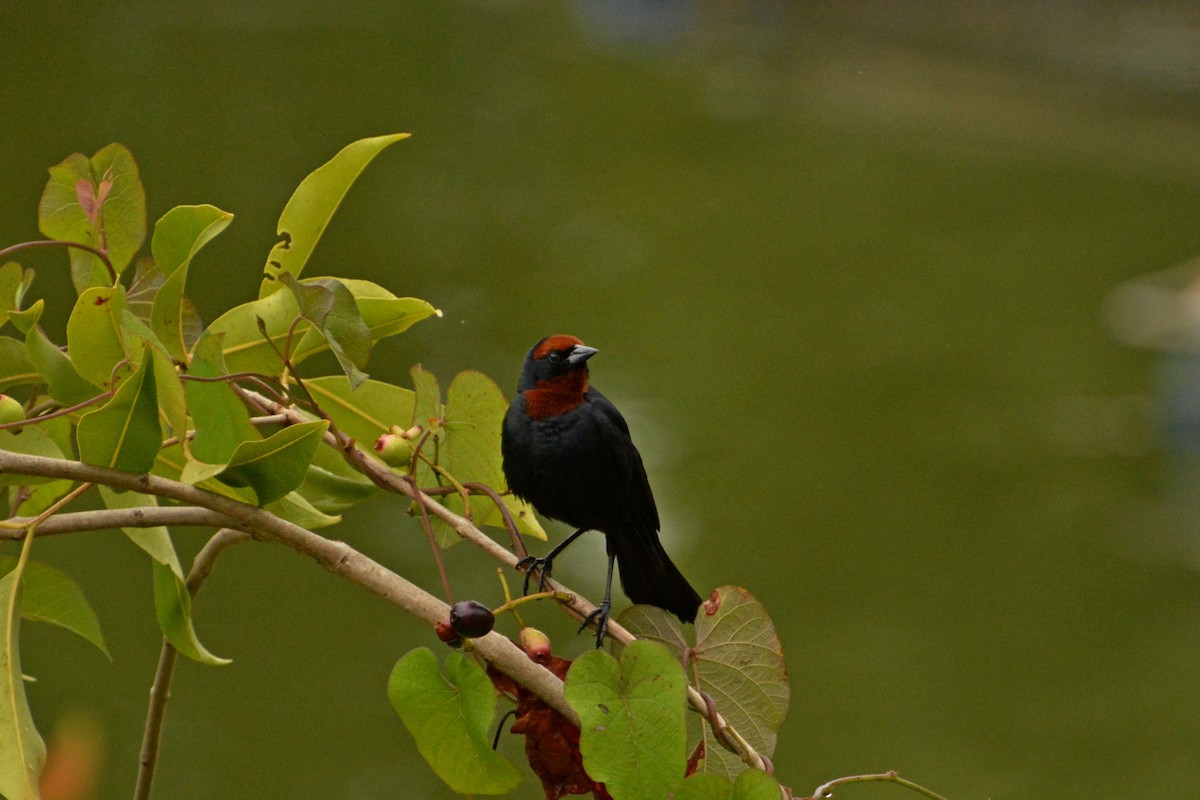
[564,639,689,799]
[616,587,789,780]
[38,143,146,292]
[387,647,523,795]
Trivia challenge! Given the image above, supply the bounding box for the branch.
[0,450,576,724]
[232,387,773,773]
[0,506,232,540]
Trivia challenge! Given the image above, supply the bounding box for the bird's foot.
[515,555,553,595]
[579,600,611,649]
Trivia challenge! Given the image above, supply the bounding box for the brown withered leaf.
[489,655,611,800]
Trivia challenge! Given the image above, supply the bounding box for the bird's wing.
[585,388,661,534]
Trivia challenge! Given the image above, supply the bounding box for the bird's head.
[518,334,598,393]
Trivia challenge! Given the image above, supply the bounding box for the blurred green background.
[3,2,1200,798]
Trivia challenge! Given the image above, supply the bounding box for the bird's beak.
[567,344,598,367]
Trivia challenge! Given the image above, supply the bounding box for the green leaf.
[149,338,187,442]
[296,457,377,513]
[279,274,372,388]
[38,143,146,292]
[26,323,97,406]
[152,560,231,666]
[675,774,734,800]
[204,288,301,375]
[0,428,65,486]
[9,418,76,515]
[730,769,782,800]
[413,368,545,545]
[387,647,523,795]
[183,332,261,465]
[0,335,37,392]
[564,640,689,799]
[0,557,109,659]
[0,568,45,800]
[128,258,204,351]
[260,134,410,297]
[305,375,415,449]
[410,364,442,429]
[675,770,781,800]
[6,300,42,338]
[98,486,230,666]
[0,262,34,326]
[213,420,329,505]
[76,345,160,473]
[616,588,789,780]
[291,279,439,359]
[150,204,232,360]
[66,284,129,387]
[265,490,341,530]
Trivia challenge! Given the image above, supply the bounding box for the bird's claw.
[516,555,553,596]
[580,600,611,649]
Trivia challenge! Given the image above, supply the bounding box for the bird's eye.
[547,351,562,364]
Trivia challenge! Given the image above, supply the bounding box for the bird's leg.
[579,552,616,649]
[516,527,590,595]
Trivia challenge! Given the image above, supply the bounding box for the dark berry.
[449,600,495,638]
[434,620,462,648]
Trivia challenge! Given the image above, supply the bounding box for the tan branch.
[1,506,231,540]
[0,449,576,724]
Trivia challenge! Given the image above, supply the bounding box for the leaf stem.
[0,390,114,432]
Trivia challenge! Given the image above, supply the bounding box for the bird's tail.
[613,529,702,624]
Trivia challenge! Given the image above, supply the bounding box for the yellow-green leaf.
[25,322,96,406]
[260,134,409,297]
[213,421,329,505]
[616,587,789,779]
[38,143,146,292]
[0,569,45,800]
[0,336,37,392]
[149,204,232,359]
[183,332,261,464]
[98,486,230,666]
[387,648,522,795]
[66,285,128,388]
[0,557,109,659]
[564,640,689,798]
[76,345,159,473]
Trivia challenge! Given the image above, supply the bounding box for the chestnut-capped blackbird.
[501,334,702,646]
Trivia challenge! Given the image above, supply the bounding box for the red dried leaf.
[490,652,611,799]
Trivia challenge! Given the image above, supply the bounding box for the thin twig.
[0,239,116,284]
[0,391,114,432]
[808,771,949,800]
[134,528,250,800]
[408,476,455,604]
[463,481,526,557]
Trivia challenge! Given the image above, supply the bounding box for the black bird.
[501,334,702,646]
